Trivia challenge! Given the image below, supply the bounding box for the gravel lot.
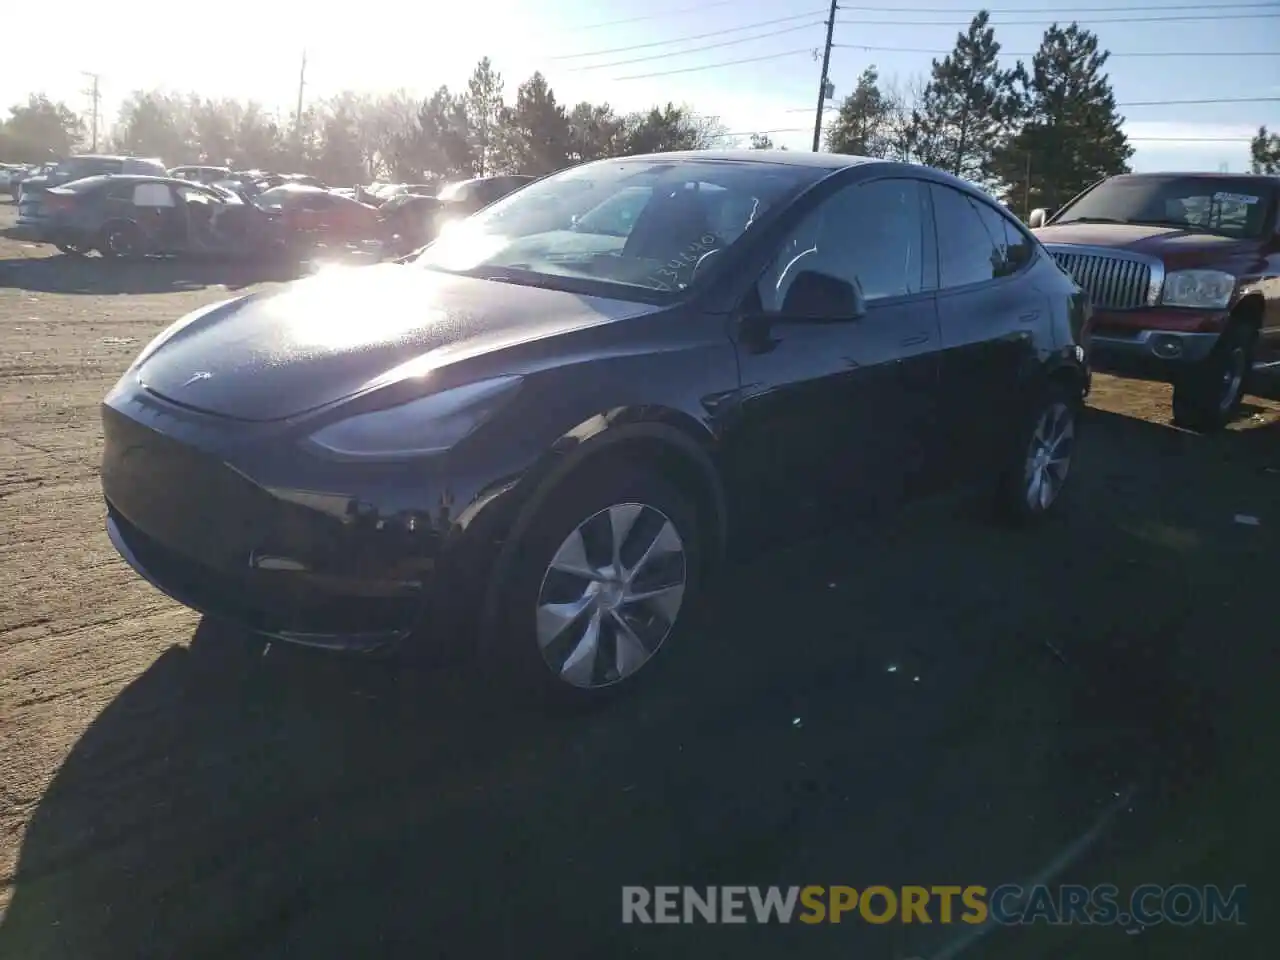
[1,201,1276,959]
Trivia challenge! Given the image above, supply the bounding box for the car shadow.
[0,409,1273,960]
[0,254,302,295]
[0,248,388,295]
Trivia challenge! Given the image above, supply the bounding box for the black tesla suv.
[101,150,1090,703]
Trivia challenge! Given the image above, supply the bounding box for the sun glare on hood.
[256,265,455,351]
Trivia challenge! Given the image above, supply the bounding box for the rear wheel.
[98,221,143,259]
[1171,323,1254,433]
[488,461,702,708]
[995,381,1078,526]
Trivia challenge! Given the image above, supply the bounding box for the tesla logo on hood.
[182,371,213,387]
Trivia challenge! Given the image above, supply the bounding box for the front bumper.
[1087,307,1227,381]
[100,382,501,654]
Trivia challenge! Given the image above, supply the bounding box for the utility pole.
[811,0,839,152]
[1024,151,1032,219]
[294,49,307,163]
[81,71,101,152]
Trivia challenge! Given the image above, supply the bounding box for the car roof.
[61,174,227,190]
[624,149,881,170]
[1106,171,1280,187]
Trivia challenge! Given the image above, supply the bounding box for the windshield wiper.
[1126,219,1200,230]
[1054,216,1127,225]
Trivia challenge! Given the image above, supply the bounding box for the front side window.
[1053,176,1271,238]
[415,158,820,299]
[757,178,926,311]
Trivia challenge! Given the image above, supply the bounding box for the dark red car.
[253,183,384,248]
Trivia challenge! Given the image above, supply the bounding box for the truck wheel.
[1171,324,1254,433]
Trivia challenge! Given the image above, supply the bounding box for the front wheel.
[1171,324,1254,433]
[488,461,703,707]
[995,382,1078,526]
[98,221,143,259]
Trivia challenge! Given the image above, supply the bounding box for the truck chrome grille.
[1046,247,1160,310]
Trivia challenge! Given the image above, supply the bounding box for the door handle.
[1019,312,1040,324]
[899,333,929,347]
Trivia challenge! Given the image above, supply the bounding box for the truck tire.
[1171,323,1254,433]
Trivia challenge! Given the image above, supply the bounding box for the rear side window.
[1003,217,1035,272]
[133,183,174,207]
[930,184,1005,288]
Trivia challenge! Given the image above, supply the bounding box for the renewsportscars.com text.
[621,884,1247,926]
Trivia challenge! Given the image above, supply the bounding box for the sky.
[1,0,1277,172]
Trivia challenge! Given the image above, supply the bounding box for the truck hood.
[136,264,660,422]
[1034,222,1257,266]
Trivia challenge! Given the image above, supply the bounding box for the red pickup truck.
[1030,172,1279,431]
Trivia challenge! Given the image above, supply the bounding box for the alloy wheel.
[1024,401,1074,512]
[534,502,687,689]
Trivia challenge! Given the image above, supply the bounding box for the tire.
[98,221,143,259]
[486,460,703,709]
[994,380,1079,526]
[1171,324,1255,433]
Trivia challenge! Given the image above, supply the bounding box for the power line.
[835,11,1280,25]
[710,126,1257,143]
[554,4,1279,64]
[838,1,1280,10]
[833,43,1280,57]
[1119,97,1280,106]
[782,95,1280,114]
[573,0,1276,31]
[572,0,740,31]
[614,48,817,81]
[551,10,827,60]
[566,22,825,72]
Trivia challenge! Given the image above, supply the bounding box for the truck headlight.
[307,376,523,458]
[1161,270,1234,310]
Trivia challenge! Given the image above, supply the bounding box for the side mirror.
[1028,208,1048,229]
[780,270,866,321]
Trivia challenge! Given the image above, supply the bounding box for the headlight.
[307,376,523,458]
[1161,270,1234,310]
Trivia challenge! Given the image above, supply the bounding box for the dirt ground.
[1,202,1277,959]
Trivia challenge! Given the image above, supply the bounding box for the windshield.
[1054,176,1272,238]
[414,158,817,296]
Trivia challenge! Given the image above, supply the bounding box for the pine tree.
[505,72,570,175]
[990,22,1133,216]
[1251,126,1280,174]
[464,57,505,176]
[825,66,897,158]
[905,11,1022,183]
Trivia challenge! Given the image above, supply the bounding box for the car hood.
[136,264,661,422]
[1034,222,1257,262]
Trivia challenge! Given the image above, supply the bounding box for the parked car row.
[5,153,540,260]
